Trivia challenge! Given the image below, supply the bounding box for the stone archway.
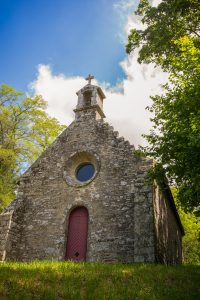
[65,206,88,261]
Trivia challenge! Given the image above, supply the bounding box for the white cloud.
[105,54,167,146]
[30,0,166,148]
[30,65,85,125]
[115,0,162,37]
[114,0,139,43]
[31,60,167,147]
[152,0,162,6]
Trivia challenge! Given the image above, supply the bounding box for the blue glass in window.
[76,163,95,182]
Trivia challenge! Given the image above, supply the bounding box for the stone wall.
[153,183,184,264]
[3,113,155,263]
[133,159,155,262]
[0,78,183,264]
[0,213,13,261]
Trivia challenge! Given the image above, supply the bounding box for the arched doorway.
[65,206,88,261]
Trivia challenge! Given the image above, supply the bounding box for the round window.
[63,151,100,187]
[76,163,95,182]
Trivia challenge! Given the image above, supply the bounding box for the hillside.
[0,261,199,299]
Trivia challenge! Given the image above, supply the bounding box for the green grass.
[0,261,199,300]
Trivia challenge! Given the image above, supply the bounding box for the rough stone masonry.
[0,77,184,264]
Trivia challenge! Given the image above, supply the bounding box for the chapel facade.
[0,76,184,264]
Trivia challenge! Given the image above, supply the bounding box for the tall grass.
[0,261,199,299]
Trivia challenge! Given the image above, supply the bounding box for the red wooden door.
[66,207,88,261]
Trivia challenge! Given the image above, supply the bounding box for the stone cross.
[86,74,94,85]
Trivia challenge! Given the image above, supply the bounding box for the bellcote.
[74,75,106,120]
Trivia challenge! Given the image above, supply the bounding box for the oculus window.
[76,163,95,182]
[63,151,100,187]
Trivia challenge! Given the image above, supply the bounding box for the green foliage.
[126,0,200,69]
[127,0,200,212]
[180,209,200,264]
[0,84,66,210]
[0,261,200,299]
[173,188,200,264]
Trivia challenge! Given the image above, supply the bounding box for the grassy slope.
[0,262,200,300]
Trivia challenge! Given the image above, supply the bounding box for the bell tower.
[74,74,106,120]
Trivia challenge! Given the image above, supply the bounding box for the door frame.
[65,205,89,261]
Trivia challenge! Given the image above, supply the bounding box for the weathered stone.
[0,80,184,264]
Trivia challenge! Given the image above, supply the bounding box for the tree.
[173,189,200,264]
[179,209,200,263]
[126,0,200,213]
[0,84,66,211]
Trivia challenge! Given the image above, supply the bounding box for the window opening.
[83,91,92,107]
[76,163,95,182]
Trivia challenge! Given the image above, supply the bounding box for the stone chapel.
[0,76,184,264]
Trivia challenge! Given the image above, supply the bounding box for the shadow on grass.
[0,262,199,300]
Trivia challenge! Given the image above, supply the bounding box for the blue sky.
[0,0,165,146]
[0,0,137,91]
